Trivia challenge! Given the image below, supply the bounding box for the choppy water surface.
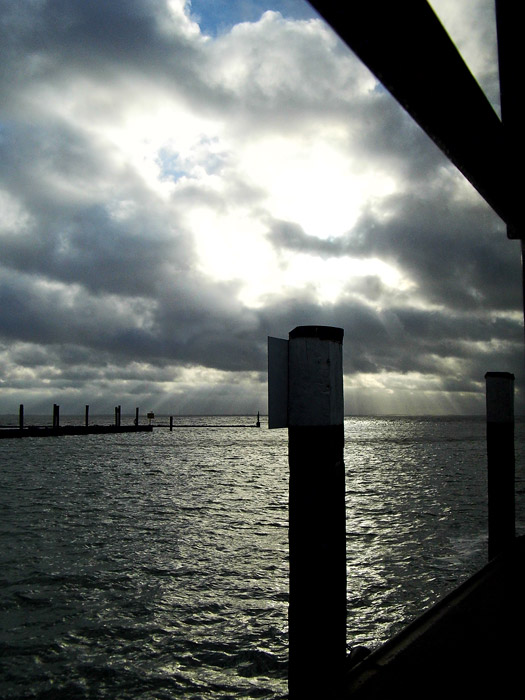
[1,416,524,699]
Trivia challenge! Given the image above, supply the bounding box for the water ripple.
[1,416,524,698]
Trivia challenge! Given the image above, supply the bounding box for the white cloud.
[429,0,500,111]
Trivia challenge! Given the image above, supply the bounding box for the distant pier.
[0,404,263,438]
[157,422,261,429]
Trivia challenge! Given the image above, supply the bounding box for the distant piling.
[85,405,89,427]
[485,372,515,560]
[53,404,60,429]
[170,415,173,431]
[115,405,121,427]
[256,411,261,427]
[135,407,139,427]
[19,404,24,431]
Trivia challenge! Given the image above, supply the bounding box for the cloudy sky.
[0,0,522,416]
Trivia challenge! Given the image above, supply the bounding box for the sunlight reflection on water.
[0,415,524,698]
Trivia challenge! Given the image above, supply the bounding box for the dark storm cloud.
[0,123,193,304]
[0,0,203,96]
[256,279,524,397]
[269,182,521,314]
[347,195,521,313]
[264,183,525,397]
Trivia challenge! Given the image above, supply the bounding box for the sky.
[0,0,522,416]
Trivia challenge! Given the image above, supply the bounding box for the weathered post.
[115,405,121,427]
[170,415,173,431]
[53,404,60,429]
[19,404,24,431]
[135,407,139,427]
[269,326,346,699]
[85,405,89,427]
[485,372,515,560]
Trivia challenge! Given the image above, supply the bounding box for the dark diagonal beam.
[496,0,523,239]
[308,1,516,232]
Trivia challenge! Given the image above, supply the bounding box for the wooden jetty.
[344,535,525,698]
[0,404,262,438]
[156,422,260,429]
[0,403,151,439]
[283,4,524,696]
[268,329,520,698]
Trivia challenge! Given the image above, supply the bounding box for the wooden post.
[256,411,261,427]
[485,372,515,560]
[170,415,173,431]
[135,407,139,427]
[19,404,24,431]
[115,405,121,427]
[287,326,346,699]
[85,405,89,427]
[53,404,59,429]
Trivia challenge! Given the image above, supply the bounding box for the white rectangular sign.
[268,337,288,429]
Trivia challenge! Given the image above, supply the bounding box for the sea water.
[1,416,524,699]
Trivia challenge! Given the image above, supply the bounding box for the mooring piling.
[485,371,515,560]
[19,404,24,431]
[269,325,346,699]
[85,405,89,427]
[53,404,60,429]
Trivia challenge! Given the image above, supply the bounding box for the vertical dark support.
[485,372,515,560]
[287,326,346,700]
[115,405,121,427]
[19,404,24,431]
[496,0,523,242]
[85,405,89,427]
[170,415,173,431]
[256,411,261,427]
[135,407,139,427]
[52,404,60,429]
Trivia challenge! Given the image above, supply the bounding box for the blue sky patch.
[188,0,318,36]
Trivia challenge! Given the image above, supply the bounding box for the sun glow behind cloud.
[18,3,402,309]
[39,50,400,309]
[238,134,397,240]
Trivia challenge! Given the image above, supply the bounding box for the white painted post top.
[288,326,344,427]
